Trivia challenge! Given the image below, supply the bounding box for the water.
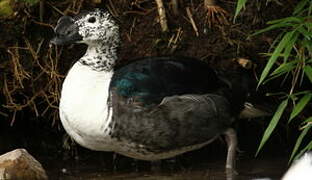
[45,156,287,180]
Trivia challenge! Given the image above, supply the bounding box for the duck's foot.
[223,128,238,180]
[204,0,229,28]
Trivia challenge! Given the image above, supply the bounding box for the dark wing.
[110,56,221,106]
[111,93,233,152]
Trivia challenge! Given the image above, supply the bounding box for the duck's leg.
[223,128,238,180]
[204,0,229,28]
[112,152,118,171]
[151,160,162,172]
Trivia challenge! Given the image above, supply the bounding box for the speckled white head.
[51,9,120,71]
[74,9,120,46]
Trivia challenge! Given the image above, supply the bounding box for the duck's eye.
[88,17,96,23]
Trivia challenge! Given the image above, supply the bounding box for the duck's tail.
[239,102,272,119]
[215,68,272,119]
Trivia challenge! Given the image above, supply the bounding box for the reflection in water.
[46,157,287,180]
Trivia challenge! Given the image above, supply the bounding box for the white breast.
[59,62,115,151]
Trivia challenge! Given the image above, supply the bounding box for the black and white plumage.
[51,9,262,178]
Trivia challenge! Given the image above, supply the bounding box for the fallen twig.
[0,111,8,117]
[168,27,183,53]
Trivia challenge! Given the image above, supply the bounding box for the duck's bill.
[50,34,82,45]
[50,16,83,45]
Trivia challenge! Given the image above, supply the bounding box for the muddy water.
[45,156,287,180]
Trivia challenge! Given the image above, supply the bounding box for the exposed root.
[2,36,63,126]
[204,0,229,28]
[170,0,179,16]
[7,45,31,88]
[155,0,169,32]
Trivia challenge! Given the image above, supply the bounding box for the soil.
[0,1,293,123]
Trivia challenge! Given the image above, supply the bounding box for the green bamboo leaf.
[266,33,284,53]
[304,66,312,83]
[298,40,312,60]
[283,32,299,62]
[304,21,312,31]
[271,61,296,76]
[251,23,291,36]
[302,40,312,53]
[293,90,312,96]
[297,26,311,40]
[258,31,295,86]
[303,116,312,123]
[289,93,312,123]
[293,0,309,15]
[289,123,312,163]
[267,17,303,25]
[234,0,247,22]
[263,71,292,84]
[293,140,312,162]
[266,92,288,97]
[256,99,289,156]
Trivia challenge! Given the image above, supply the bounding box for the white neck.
[59,62,115,150]
[79,42,118,71]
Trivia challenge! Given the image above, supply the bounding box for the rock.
[0,148,48,180]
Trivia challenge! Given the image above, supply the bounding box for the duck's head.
[51,9,119,46]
